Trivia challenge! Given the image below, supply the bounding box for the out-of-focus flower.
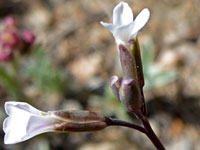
[3,16,18,30]
[0,47,13,62]
[100,2,150,46]
[3,101,107,144]
[0,30,20,50]
[21,30,35,45]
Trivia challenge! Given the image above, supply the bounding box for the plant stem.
[141,116,166,150]
[137,89,166,150]
[135,88,166,149]
[106,117,146,134]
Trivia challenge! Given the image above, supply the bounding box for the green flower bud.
[130,39,144,88]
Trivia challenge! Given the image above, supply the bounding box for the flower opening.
[100,2,150,46]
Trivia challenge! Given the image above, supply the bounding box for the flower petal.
[5,101,46,116]
[3,102,52,144]
[23,115,58,142]
[113,21,135,45]
[3,111,32,144]
[130,8,150,39]
[3,114,57,144]
[113,2,133,26]
[100,21,116,33]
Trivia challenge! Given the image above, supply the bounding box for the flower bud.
[119,78,143,113]
[49,110,106,132]
[51,110,106,122]
[0,47,13,62]
[119,44,138,81]
[20,30,35,53]
[3,16,18,30]
[22,30,35,45]
[110,75,122,101]
[130,39,144,88]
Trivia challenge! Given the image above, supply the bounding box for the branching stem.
[141,115,166,150]
[106,117,146,134]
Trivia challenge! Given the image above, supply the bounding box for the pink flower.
[22,30,35,45]
[0,47,13,62]
[0,30,20,50]
[3,16,18,30]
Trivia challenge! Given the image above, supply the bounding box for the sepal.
[119,78,143,113]
[119,44,138,80]
[110,75,122,101]
[130,39,144,88]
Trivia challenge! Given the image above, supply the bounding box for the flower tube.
[3,101,106,144]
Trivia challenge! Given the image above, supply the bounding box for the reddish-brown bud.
[55,122,107,132]
[49,110,107,132]
[110,75,122,101]
[119,44,138,81]
[119,78,143,113]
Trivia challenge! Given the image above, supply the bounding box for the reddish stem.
[106,117,146,134]
[141,116,166,150]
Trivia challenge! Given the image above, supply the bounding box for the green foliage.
[0,60,27,100]
[25,47,67,94]
[142,40,177,90]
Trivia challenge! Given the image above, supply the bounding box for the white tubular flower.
[3,101,106,144]
[3,102,58,144]
[100,2,150,46]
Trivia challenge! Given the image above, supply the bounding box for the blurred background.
[0,0,200,150]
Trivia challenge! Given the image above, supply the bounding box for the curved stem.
[141,116,166,150]
[105,117,146,134]
[137,90,166,150]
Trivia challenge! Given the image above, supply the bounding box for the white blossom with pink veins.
[3,101,59,144]
[100,2,150,46]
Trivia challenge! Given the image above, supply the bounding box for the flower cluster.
[101,2,150,113]
[0,16,35,62]
[3,1,152,146]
